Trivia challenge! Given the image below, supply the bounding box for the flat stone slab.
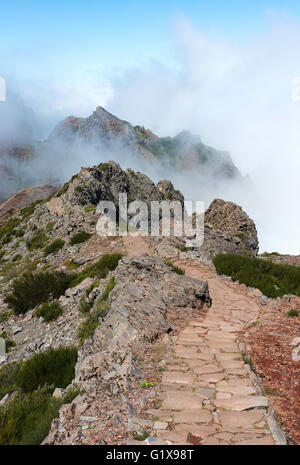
[214,395,268,411]
[236,436,274,445]
[220,360,244,369]
[157,431,188,443]
[216,353,240,361]
[175,346,199,354]
[185,357,215,366]
[162,372,194,385]
[216,385,256,396]
[206,331,237,340]
[193,364,224,375]
[216,392,232,400]
[208,342,239,352]
[153,421,168,430]
[219,410,265,428]
[162,391,203,410]
[173,409,213,424]
[182,327,208,334]
[177,352,215,359]
[198,373,225,383]
[175,424,218,437]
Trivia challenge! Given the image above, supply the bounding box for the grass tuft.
[34,301,63,322]
[213,254,300,298]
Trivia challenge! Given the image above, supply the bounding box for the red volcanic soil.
[243,296,300,444]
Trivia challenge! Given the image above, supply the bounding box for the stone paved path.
[145,261,278,445]
[122,239,281,445]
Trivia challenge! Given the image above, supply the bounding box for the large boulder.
[203,199,259,257]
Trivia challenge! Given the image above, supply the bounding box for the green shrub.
[78,278,115,345]
[12,254,22,262]
[261,251,282,257]
[78,297,93,314]
[62,386,83,404]
[213,254,300,298]
[0,362,21,399]
[70,231,92,245]
[16,347,77,393]
[84,204,96,213]
[26,230,48,251]
[45,221,56,233]
[166,261,185,275]
[64,259,80,271]
[0,218,21,245]
[74,186,84,194]
[70,253,122,287]
[176,244,189,253]
[0,386,61,445]
[0,311,12,323]
[14,228,25,238]
[288,309,299,317]
[44,238,65,256]
[35,301,63,322]
[5,271,73,314]
[20,200,42,221]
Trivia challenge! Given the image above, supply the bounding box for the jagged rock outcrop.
[148,198,259,261]
[64,161,184,208]
[203,199,259,257]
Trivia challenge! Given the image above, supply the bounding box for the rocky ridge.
[0,161,272,446]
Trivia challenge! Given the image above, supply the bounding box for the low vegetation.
[20,200,42,221]
[70,231,92,245]
[166,261,185,275]
[0,218,21,245]
[26,229,48,251]
[213,254,300,298]
[0,386,61,445]
[261,251,282,257]
[176,244,189,253]
[0,362,21,399]
[34,301,63,322]
[44,238,65,256]
[45,221,56,233]
[0,311,12,323]
[5,254,122,315]
[288,309,299,317]
[0,347,78,445]
[16,347,77,393]
[70,253,122,287]
[4,271,73,314]
[78,278,115,345]
[84,204,96,213]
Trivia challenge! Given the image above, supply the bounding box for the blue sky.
[1,0,300,79]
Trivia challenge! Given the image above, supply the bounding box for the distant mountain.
[48,106,241,179]
[0,105,243,202]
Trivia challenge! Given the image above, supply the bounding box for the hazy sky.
[1,1,300,254]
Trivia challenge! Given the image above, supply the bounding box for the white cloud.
[106,15,300,254]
